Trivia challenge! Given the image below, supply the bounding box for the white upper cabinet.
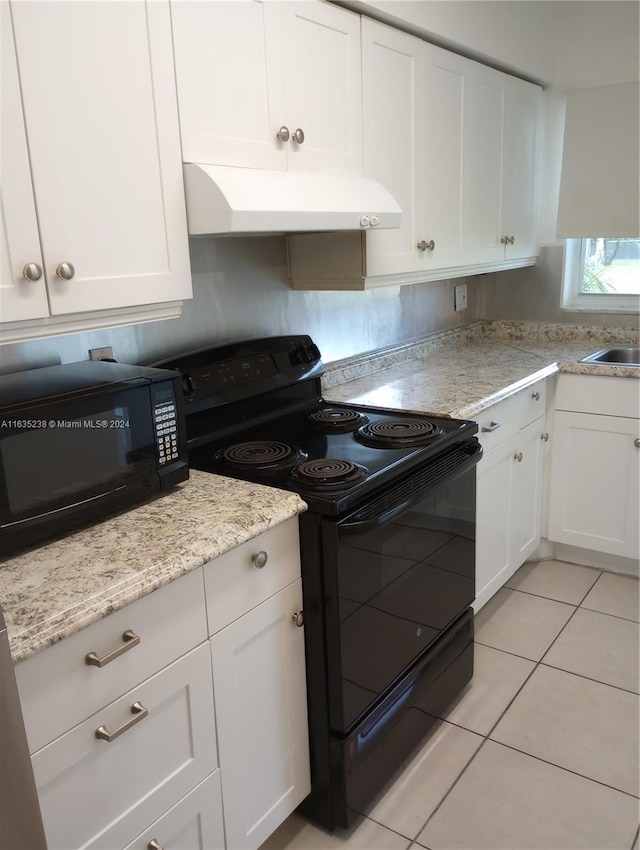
[461,63,505,267]
[1,0,191,330]
[287,16,542,290]
[0,2,49,323]
[361,19,424,276]
[171,0,363,176]
[501,75,542,261]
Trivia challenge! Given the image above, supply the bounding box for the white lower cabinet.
[32,644,217,850]
[124,771,225,850]
[211,579,310,850]
[16,519,309,850]
[475,381,546,610]
[204,518,310,850]
[548,375,640,561]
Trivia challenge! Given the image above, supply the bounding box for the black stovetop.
[153,335,478,516]
[188,400,476,514]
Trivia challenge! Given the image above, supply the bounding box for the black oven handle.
[338,440,482,535]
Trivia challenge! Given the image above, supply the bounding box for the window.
[562,238,640,313]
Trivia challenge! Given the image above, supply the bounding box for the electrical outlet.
[454,283,468,312]
[88,346,114,361]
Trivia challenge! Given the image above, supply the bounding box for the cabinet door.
[510,418,545,566]
[502,76,542,261]
[171,0,286,170]
[280,2,362,176]
[211,579,311,850]
[421,44,467,270]
[461,64,504,267]
[11,0,191,315]
[475,438,513,611]
[0,3,48,323]
[362,18,424,276]
[548,412,640,559]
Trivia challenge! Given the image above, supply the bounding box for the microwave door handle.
[339,441,483,535]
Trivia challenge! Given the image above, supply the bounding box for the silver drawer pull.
[85,630,140,667]
[531,391,541,401]
[148,840,164,850]
[95,701,148,742]
[292,611,304,628]
[481,421,501,433]
[513,452,523,463]
[251,550,268,569]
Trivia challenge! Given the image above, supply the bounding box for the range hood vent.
[183,164,402,235]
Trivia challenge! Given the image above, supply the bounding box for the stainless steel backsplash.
[0,236,479,374]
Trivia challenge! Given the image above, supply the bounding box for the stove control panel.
[152,335,325,413]
[289,342,321,366]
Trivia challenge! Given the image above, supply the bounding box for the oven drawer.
[475,378,546,451]
[204,517,301,636]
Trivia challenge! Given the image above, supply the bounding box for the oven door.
[322,440,481,734]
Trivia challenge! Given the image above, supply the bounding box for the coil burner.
[291,459,368,489]
[219,441,306,473]
[308,408,370,432]
[356,418,444,448]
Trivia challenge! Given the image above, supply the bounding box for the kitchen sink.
[581,345,640,366]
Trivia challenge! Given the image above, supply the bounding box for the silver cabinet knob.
[634,438,640,448]
[513,452,523,463]
[417,240,435,252]
[292,611,304,627]
[148,841,164,850]
[360,215,370,227]
[56,262,75,281]
[276,126,290,142]
[292,128,305,144]
[251,550,268,569]
[541,432,549,442]
[369,215,380,226]
[22,263,43,282]
[509,236,516,245]
[531,391,541,401]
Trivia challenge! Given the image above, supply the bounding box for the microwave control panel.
[153,384,179,465]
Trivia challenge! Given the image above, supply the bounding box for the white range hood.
[182,164,402,235]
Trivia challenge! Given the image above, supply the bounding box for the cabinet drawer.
[204,517,301,636]
[32,643,217,850]
[16,569,207,754]
[475,378,546,450]
[124,771,224,850]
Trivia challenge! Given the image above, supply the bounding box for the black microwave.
[0,360,189,557]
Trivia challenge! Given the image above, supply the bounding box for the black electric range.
[154,335,482,830]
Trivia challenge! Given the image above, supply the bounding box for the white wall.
[340,0,557,82]
[555,0,640,88]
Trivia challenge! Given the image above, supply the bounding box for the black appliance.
[155,335,481,830]
[0,361,188,557]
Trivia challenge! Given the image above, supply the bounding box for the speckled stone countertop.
[324,321,639,419]
[0,471,306,663]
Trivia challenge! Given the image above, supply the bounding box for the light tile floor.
[260,560,640,850]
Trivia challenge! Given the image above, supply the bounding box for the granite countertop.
[324,321,639,419]
[0,470,306,663]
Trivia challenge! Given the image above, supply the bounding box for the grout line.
[580,603,640,625]
[489,739,640,800]
[539,660,640,696]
